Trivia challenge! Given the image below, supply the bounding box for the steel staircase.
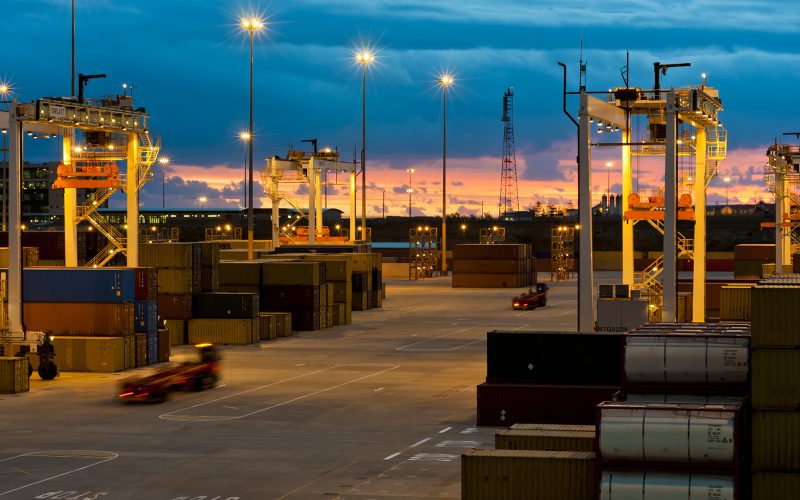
[633,219,694,314]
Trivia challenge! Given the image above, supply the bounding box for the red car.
[512,283,549,310]
[119,343,220,403]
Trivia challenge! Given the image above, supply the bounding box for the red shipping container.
[477,383,620,427]
[134,267,158,300]
[157,293,193,320]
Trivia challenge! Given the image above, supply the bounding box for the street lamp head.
[723,176,731,183]
[198,196,208,204]
[158,156,170,165]
[406,168,415,173]
[605,161,613,168]
[239,131,252,142]
[438,73,454,87]
[356,50,374,64]
[0,81,13,96]
[241,16,265,32]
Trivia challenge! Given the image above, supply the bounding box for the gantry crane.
[570,66,726,330]
[764,142,800,271]
[2,94,158,339]
[262,148,359,250]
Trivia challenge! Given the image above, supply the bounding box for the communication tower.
[500,87,519,215]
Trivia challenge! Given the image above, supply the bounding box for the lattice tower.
[500,87,519,215]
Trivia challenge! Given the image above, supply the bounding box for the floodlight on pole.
[158,156,170,209]
[438,73,454,274]
[356,49,375,242]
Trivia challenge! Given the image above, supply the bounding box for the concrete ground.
[0,277,581,500]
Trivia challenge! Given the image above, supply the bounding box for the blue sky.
[4,0,799,214]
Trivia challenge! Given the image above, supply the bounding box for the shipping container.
[752,349,800,408]
[477,383,619,426]
[258,313,277,340]
[333,303,347,326]
[23,268,135,303]
[157,293,193,320]
[486,331,624,386]
[597,402,741,466]
[734,244,775,261]
[200,266,219,292]
[147,332,158,365]
[752,411,800,470]
[187,318,257,345]
[134,300,158,334]
[24,302,134,336]
[454,244,527,260]
[135,333,147,368]
[261,261,322,286]
[751,286,800,348]
[193,292,259,319]
[157,268,194,294]
[262,285,320,310]
[0,357,29,393]
[52,336,126,372]
[134,267,158,300]
[157,328,170,363]
[139,242,194,268]
[599,470,735,500]
[719,285,753,321]
[752,472,800,500]
[194,241,221,268]
[332,281,352,304]
[461,449,594,500]
[124,334,135,370]
[495,429,595,452]
[165,319,186,346]
[0,247,41,267]
[219,261,263,286]
[453,273,523,288]
[624,333,749,389]
[454,259,523,274]
[734,259,767,278]
[510,423,595,433]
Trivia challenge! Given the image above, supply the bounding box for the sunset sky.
[5,0,799,216]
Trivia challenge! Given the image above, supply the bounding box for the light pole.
[724,176,731,206]
[382,189,385,219]
[438,73,454,274]
[406,168,414,219]
[1,82,11,232]
[158,156,169,209]
[356,50,374,242]
[241,16,264,260]
[239,131,251,208]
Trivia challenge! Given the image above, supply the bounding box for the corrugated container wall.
[752,411,800,470]
[495,429,595,452]
[751,286,800,348]
[461,449,595,500]
[23,268,135,303]
[751,349,800,408]
[24,302,134,336]
[752,472,800,500]
[0,357,29,393]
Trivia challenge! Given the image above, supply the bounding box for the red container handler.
[595,401,747,500]
[477,383,620,427]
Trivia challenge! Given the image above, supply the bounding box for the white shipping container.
[600,471,735,500]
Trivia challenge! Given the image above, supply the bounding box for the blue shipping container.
[134,300,158,334]
[147,331,159,365]
[22,268,135,303]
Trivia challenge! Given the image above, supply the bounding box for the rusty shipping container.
[461,449,594,500]
[24,302,134,336]
[187,318,257,345]
[751,285,800,347]
[752,349,800,408]
[495,429,595,452]
[0,357,29,393]
[157,293,193,320]
[752,411,800,470]
[752,472,800,500]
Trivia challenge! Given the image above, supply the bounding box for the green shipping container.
[262,262,321,286]
[495,429,595,452]
[187,318,257,345]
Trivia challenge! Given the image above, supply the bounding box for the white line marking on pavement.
[383,452,401,460]
[408,453,457,462]
[438,427,452,434]
[396,324,529,352]
[435,440,482,448]
[160,364,400,422]
[0,451,118,497]
[410,438,431,448]
[373,387,384,392]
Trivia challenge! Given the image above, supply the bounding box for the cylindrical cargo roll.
[598,402,738,465]
[599,471,735,500]
[625,335,749,386]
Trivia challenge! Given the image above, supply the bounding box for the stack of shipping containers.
[22,268,149,372]
[477,331,623,426]
[452,244,533,288]
[143,243,198,345]
[733,244,775,279]
[750,275,800,498]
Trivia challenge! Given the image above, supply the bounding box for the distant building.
[501,210,534,222]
